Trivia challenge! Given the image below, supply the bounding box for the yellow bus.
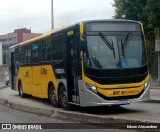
[9,20,150,110]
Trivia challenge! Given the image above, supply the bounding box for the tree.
[145,0,160,32]
[113,0,160,78]
[113,0,150,37]
[113,0,147,20]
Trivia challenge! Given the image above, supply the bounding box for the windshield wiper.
[121,32,132,59]
[98,32,115,59]
[122,32,132,49]
[121,39,125,59]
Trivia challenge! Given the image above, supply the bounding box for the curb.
[55,110,160,124]
[0,98,55,116]
[148,99,160,104]
[150,87,160,89]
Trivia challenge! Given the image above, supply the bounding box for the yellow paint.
[17,65,58,99]
[17,66,32,94]
[32,66,42,97]
[80,21,84,39]
[144,73,150,82]
[67,31,74,36]
[140,22,149,65]
[81,51,96,86]
[80,21,84,34]
[140,22,144,34]
[97,85,144,97]
[41,65,58,99]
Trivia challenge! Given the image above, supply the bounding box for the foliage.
[113,0,160,78]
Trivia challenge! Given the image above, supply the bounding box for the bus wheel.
[59,86,71,110]
[49,85,59,107]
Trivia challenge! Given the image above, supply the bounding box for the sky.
[0,0,115,35]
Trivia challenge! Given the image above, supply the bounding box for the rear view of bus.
[80,20,150,106]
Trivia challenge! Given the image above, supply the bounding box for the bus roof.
[10,24,70,48]
[10,19,141,49]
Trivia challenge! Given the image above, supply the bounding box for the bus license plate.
[117,99,130,105]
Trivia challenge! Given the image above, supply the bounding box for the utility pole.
[51,0,54,29]
[158,28,160,85]
[6,45,7,65]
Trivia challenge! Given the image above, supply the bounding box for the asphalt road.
[0,104,136,132]
[69,102,160,123]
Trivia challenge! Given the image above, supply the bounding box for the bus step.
[72,95,79,103]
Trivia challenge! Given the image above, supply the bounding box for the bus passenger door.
[66,35,80,103]
[10,51,16,90]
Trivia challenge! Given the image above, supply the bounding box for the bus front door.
[66,35,80,103]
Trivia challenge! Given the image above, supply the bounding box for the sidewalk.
[150,80,160,103]
[0,81,8,90]
[150,80,160,89]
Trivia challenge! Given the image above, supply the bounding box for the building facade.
[0,28,42,64]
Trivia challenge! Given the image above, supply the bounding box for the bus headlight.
[144,82,150,89]
[85,83,97,93]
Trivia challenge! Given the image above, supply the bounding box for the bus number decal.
[55,69,65,74]
[40,68,47,75]
[24,71,29,77]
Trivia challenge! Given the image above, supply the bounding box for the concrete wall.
[0,65,9,82]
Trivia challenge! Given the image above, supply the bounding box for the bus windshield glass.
[84,33,146,69]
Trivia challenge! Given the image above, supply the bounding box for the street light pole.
[158,28,160,85]
[51,0,54,29]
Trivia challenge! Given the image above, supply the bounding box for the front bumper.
[78,81,150,107]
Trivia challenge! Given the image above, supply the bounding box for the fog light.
[85,83,97,93]
[144,82,150,89]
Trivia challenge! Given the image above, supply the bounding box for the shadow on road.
[70,105,144,115]
[11,93,144,115]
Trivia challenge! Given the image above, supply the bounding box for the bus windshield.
[84,33,146,69]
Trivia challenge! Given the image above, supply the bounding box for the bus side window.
[15,48,19,65]
[41,39,51,62]
[52,34,64,60]
[47,39,52,61]
[32,43,39,64]
[24,45,31,64]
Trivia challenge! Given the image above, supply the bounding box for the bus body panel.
[32,66,42,97]
[17,65,59,99]
[18,66,32,94]
[78,79,150,107]
[40,65,58,99]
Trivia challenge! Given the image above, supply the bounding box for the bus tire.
[49,85,59,108]
[59,86,71,110]
[18,82,27,98]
